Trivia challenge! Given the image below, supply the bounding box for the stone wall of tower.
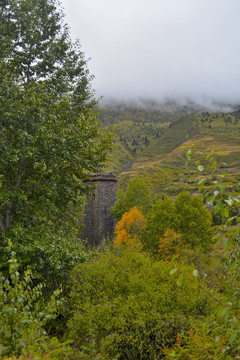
[82,174,117,246]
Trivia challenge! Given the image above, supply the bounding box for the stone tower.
[82,173,117,246]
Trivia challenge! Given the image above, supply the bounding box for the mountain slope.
[99,104,240,195]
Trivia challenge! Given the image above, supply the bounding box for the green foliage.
[99,107,171,157]
[144,196,175,252]
[67,248,215,360]
[141,165,181,197]
[185,149,240,241]
[100,104,240,201]
[164,150,240,359]
[0,0,111,284]
[0,242,72,359]
[197,110,240,141]
[143,192,212,253]
[111,178,152,220]
[174,192,212,251]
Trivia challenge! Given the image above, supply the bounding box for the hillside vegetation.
[1,0,240,358]
[100,104,240,196]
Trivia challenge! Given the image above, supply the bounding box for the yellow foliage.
[114,206,146,249]
[158,228,182,260]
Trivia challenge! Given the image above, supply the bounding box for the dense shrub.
[0,245,72,359]
[67,248,215,359]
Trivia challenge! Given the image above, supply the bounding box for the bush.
[67,248,215,359]
[0,243,72,359]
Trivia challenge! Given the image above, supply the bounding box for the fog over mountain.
[61,0,240,107]
[99,96,239,114]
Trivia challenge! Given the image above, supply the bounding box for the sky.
[61,0,240,105]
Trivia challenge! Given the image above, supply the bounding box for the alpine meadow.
[0,0,239,359]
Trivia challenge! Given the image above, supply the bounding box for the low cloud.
[62,0,240,105]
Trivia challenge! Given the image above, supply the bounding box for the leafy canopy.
[67,248,214,360]
[0,0,111,284]
[174,191,212,251]
[143,195,175,252]
[111,177,152,220]
[0,242,72,359]
[143,192,212,253]
[114,206,145,249]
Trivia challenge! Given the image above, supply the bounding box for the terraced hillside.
[99,103,240,196]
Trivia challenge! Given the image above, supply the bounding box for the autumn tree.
[114,206,145,249]
[112,178,152,220]
[0,0,111,285]
[158,228,182,260]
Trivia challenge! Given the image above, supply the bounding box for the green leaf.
[177,275,184,287]
[186,150,192,159]
[198,178,206,185]
[215,199,223,212]
[212,233,221,241]
[169,350,176,358]
[218,306,229,317]
[170,268,177,275]
[230,317,238,327]
[219,182,227,194]
[198,178,207,190]
[197,165,204,172]
[206,194,215,203]
[221,207,229,218]
[229,332,238,344]
[223,238,232,251]
[226,216,236,225]
[228,261,237,271]
[193,270,199,277]
[224,198,234,206]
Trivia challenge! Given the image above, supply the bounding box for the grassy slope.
[100,106,240,196]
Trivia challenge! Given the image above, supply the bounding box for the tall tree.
[143,196,175,252]
[0,0,111,285]
[112,178,152,220]
[143,192,212,253]
[174,192,212,251]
